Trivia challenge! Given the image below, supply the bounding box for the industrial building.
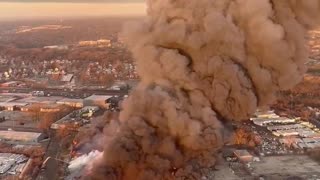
[252,110,320,150]
[51,106,99,130]
[0,131,45,144]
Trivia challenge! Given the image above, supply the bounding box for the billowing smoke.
[68,150,103,179]
[87,0,320,179]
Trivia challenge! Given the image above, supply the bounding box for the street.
[0,87,128,98]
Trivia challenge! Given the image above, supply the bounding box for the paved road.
[0,87,128,97]
[37,131,64,180]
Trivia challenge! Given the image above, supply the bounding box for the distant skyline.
[0,2,146,20]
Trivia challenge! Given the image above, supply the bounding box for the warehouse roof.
[0,131,42,142]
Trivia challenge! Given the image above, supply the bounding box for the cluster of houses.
[0,54,138,86]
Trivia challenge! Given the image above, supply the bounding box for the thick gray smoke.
[87,0,320,179]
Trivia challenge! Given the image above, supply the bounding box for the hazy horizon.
[0,2,146,20]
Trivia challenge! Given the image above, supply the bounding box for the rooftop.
[84,95,113,101]
[0,131,42,142]
[16,96,64,104]
[57,98,83,103]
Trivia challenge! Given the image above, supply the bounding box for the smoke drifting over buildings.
[87,0,320,179]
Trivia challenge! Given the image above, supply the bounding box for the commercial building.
[0,131,45,143]
[21,103,62,113]
[40,104,63,113]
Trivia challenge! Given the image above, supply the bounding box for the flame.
[70,140,80,158]
[73,140,78,146]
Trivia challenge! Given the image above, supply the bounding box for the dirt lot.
[250,155,320,179]
[214,161,240,180]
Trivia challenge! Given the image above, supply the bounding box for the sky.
[0,1,146,20]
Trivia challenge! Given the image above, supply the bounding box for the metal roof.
[0,131,42,142]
